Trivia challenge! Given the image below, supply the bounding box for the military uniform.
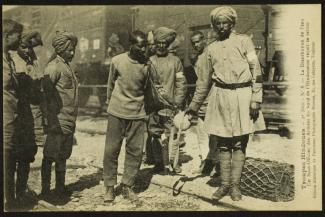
[3,52,38,206]
[147,53,187,172]
[189,32,265,200]
[41,55,78,194]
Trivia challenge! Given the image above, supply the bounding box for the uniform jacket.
[43,55,78,134]
[189,32,265,137]
[149,53,187,108]
[3,53,19,150]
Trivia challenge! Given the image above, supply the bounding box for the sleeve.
[244,37,263,103]
[174,58,187,108]
[189,49,213,112]
[106,60,118,105]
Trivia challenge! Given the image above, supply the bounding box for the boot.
[40,158,52,196]
[212,150,231,201]
[230,149,246,201]
[104,186,115,202]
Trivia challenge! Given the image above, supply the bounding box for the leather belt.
[213,80,252,90]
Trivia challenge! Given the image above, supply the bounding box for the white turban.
[210,6,238,25]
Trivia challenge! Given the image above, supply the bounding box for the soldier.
[8,31,44,206]
[103,30,148,203]
[189,31,219,176]
[3,19,24,211]
[40,30,78,199]
[186,6,265,201]
[147,27,187,174]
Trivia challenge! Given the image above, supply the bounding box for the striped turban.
[210,6,238,25]
[52,30,78,54]
[153,27,176,45]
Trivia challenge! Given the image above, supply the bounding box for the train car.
[3,5,290,135]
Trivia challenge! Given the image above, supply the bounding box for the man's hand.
[250,101,261,122]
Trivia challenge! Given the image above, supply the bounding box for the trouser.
[4,149,32,205]
[147,112,179,169]
[42,131,73,194]
[212,135,249,186]
[103,114,145,187]
[41,157,67,193]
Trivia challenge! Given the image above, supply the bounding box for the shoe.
[104,186,115,202]
[212,185,230,201]
[230,184,242,201]
[121,184,138,202]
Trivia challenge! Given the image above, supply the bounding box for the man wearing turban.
[147,27,187,174]
[40,30,79,199]
[7,30,44,206]
[186,6,265,201]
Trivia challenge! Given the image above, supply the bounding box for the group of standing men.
[3,6,265,210]
[102,6,265,203]
[4,19,79,210]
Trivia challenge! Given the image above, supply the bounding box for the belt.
[213,80,252,90]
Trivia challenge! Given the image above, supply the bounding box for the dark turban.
[52,30,78,54]
[210,6,238,25]
[153,27,176,45]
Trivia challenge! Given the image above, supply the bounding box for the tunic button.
[224,57,227,60]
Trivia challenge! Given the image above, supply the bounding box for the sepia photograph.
[2,4,322,212]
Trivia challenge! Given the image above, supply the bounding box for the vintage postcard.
[2,4,322,212]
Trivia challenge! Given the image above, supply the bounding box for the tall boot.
[16,161,31,200]
[41,158,52,196]
[212,150,231,201]
[230,149,246,201]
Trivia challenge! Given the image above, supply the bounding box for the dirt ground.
[18,115,295,211]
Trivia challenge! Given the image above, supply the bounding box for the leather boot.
[212,150,231,201]
[40,158,52,196]
[230,149,246,201]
